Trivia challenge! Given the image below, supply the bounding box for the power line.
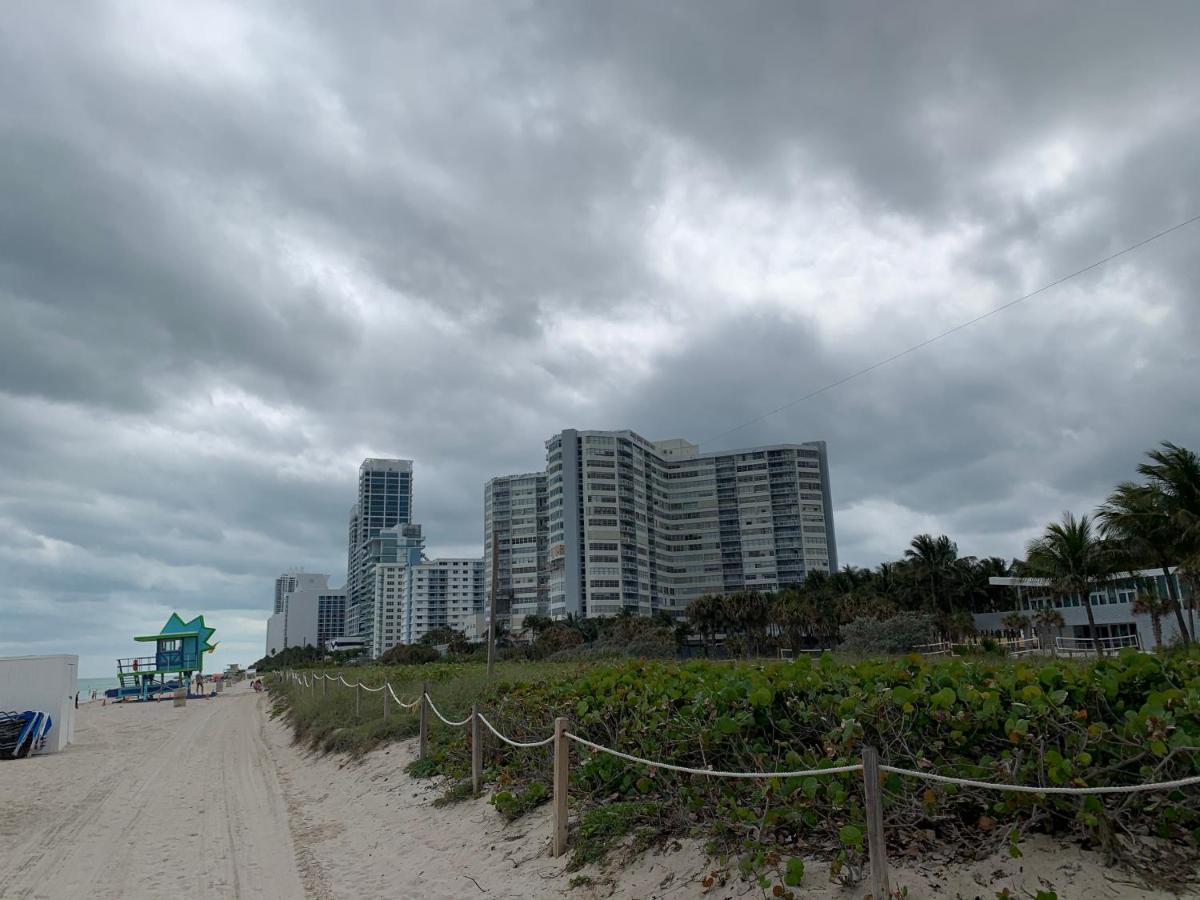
[701,212,1200,449]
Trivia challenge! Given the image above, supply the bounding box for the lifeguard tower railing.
[117,656,160,676]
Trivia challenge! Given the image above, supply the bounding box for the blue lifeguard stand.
[114,613,217,700]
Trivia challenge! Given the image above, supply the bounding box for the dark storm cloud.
[1,1,1198,673]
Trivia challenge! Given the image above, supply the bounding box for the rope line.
[359,683,385,693]
[387,683,421,709]
[879,765,1200,795]
[285,672,1200,796]
[566,733,863,779]
[477,712,556,748]
[424,693,472,727]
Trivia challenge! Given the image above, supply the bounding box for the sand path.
[0,685,303,900]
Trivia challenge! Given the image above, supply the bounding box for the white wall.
[285,594,320,649]
[265,612,286,658]
[0,655,78,753]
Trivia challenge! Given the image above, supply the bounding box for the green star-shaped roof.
[159,612,217,653]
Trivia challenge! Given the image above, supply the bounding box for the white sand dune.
[1,684,1194,899]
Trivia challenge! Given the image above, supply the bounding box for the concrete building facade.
[401,558,485,645]
[975,568,1194,650]
[344,459,414,647]
[537,429,836,620]
[264,573,347,657]
[273,573,299,615]
[369,524,427,657]
[483,473,548,630]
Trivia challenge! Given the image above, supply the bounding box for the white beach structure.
[975,567,1193,651]
[0,654,78,753]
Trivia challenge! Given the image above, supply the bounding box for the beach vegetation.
[273,648,1200,889]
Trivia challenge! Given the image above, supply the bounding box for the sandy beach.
[1,685,1195,899]
[0,685,303,899]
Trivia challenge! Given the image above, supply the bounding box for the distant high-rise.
[483,473,548,629]
[345,459,414,646]
[491,429,836,621]
[264,573,346,657]
[369,523,426,657]
[402,558,485,645]
[273,572,299,615]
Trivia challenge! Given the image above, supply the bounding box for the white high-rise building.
[403,558,485,645]
[264,573,347,657]
[483,473,548,629]
[369,524,427,657]
[521,429,836,619]
[372,556,485,649]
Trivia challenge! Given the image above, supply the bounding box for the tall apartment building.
[538,429,836,619]
[273,573,299,615]
[264,573,347,657]
[344,459,414,647]
[369,524,426,657]
[399,558,485,645]
[483,473,548,630]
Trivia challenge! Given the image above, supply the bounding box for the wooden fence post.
[471,704,482,796]
[383,685,389,720]
[322,674,327,696]
[419,682,429,759]
[552,716,570,857]
[355,683,361,720]
[862,746,890,899]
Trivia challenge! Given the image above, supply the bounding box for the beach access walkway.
[0,684,303,899]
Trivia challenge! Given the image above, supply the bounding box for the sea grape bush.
[442,650,1200,880]
[277,650,1200,884]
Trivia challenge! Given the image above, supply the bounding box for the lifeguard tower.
[114,614,217,700]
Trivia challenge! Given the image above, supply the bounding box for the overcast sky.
[2,3,1198,675]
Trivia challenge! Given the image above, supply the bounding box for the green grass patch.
[570,800,662,869]
[491,782,548,820]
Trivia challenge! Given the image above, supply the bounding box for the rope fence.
[278,668,1199,896]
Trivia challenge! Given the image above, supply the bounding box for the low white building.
[0,655,77,753]
[976,567,1193,650]
[264,573,347,657]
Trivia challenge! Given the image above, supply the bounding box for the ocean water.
[77,676,120,699]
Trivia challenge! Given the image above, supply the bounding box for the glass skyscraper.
[345,458,414,645]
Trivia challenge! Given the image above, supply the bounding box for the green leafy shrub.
[491,782,548,819]
[379,643,440,665]
[273,650,1200,886]
[839,612,935,654]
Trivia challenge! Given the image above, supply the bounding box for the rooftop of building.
[545,428,825,463]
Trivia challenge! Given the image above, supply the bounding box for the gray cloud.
[2,2,1198,674]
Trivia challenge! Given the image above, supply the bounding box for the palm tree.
[1024,512,1115,654]
[1132,589,1171,649]
[1098,481,1192,645]
[904,534,960,620]
[686,594,721,656]
[958,556,1010,613]
[1135,442,1200,640]
[1001,611,1030,638]
[1033,607,1065,655]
